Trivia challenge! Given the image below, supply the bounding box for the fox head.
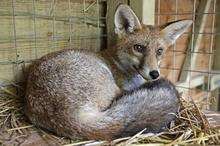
[114,4,192,80]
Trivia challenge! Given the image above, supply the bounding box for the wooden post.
[130,0,155,25]
[212,0,220,111]
[179,0,212,82]
[106,0,128,49]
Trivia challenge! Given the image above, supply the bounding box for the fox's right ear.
[160,20,193,46]
[114,4,142,37]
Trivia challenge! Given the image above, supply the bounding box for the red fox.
[25,4,192,140]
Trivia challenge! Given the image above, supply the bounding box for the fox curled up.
[25,4,192,140]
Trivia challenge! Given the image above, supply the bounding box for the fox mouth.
[133,66,150,81]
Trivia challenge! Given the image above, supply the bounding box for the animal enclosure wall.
[155,0,220,110]
[0,0,220,145]
[0,0,106,87]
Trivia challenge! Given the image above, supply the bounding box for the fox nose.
[149,70,159,79]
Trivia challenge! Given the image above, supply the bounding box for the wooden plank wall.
[156,0,215,82]
[212,0,220,110]
[0,0,106,85]
[156,0,216,104]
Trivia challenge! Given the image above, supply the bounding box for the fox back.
[25,4,192,140]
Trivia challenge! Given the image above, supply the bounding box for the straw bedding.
[0,85,220,146]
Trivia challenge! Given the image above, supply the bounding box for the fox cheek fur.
[25,4,192,140]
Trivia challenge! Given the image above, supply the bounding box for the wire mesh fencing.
[156,0,219,110]
[0,0,106,87]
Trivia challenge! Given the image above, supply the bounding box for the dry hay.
[0,84,220,146]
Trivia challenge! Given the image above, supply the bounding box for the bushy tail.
[78,78,180,140]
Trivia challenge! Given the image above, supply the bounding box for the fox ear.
[114,4,142,37]
[160,20,193,46]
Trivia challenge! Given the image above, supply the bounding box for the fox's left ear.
[160,20,193,46]
[114,4,142,37]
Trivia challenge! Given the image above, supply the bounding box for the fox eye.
[133,44,145,53]
[156,47,163,56]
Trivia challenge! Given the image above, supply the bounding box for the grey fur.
[25,49,179,140]
[25,4,190,140]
